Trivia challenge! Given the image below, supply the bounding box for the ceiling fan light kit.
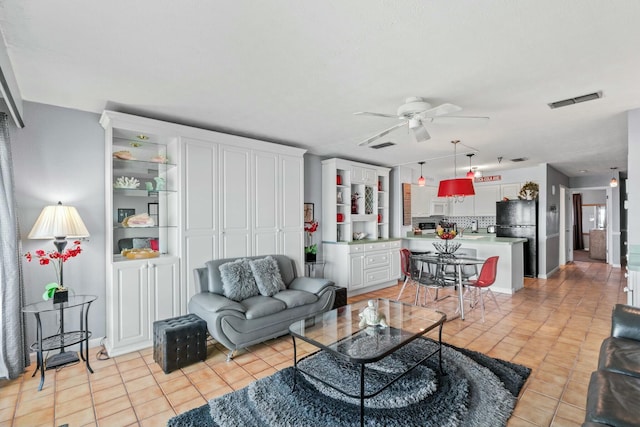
[437,140,475,201]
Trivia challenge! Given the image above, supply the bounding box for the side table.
[22,295,96,391]
[305,260,325,278]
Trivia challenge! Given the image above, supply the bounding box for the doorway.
[572,189,607,263]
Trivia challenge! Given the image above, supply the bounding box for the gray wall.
[303,153,323,258]
[10,102,105,346]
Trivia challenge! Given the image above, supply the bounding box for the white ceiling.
[1,1,639,179]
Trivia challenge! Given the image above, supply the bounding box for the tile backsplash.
[411,216,496,230]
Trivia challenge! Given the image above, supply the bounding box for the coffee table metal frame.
[289,298,446,427]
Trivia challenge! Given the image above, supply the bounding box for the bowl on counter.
[487,225,497,233]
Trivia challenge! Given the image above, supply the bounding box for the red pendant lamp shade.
[437,178,475,197]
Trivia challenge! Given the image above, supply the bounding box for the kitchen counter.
[323,237,402,245]
[402,233,525,294]
[404,232,527,245]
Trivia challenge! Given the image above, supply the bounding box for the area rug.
[167,337,531,427]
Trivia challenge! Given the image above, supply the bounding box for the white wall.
[629,109,640,247]
[10,102,105,346]
[303,153,323,256]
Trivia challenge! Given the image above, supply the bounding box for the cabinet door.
[279,154,304,270]
[182,138,218,304]
[450,195,474,216]
[149,256,180,322]
[253,151,279,256]
[474,185,501,216]
[351,166,376,185]
[110,261,150,350]
[411,185,429,217]
[220,146,251,257]
[501,183,521,201]
[389,248,401,280]
[349,254,365,290]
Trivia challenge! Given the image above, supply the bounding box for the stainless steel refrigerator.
[496,200,537,277]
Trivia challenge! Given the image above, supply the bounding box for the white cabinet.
[324,240,401,294]
[221,145,252,258]
[411,185,434,217]
[106,256,179,356]
[350,165,377,185]
[501,183,522,201]
[450,195,475,216]
[474,185,501,216]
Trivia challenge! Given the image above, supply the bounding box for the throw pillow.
[219,259,260,301]
[249,256,286,297]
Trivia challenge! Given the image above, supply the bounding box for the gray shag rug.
[167,337,531,427]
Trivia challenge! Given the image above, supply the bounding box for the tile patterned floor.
[0,260,626,426]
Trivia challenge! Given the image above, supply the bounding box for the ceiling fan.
[354,97,488,146]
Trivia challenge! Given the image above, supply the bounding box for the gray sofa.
[188,255,336,360]
[583,304,640,426]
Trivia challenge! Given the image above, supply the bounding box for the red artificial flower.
[304,220,319,234]
[24,241,83,286]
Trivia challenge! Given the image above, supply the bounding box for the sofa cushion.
[219,259,260,302]
[598,336,640,378]
[585,370,640,426]
[249,256,286,297]
[273,289,318,309]
[241,295,287,320]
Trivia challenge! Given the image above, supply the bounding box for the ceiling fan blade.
[431,115,490,123]
[357,121,407,146]
[419,103,463,118]
[354,111,399,119]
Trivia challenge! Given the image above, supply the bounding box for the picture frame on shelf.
[117,208,135,224]
[304,203,314,223]
[148,202,159,224]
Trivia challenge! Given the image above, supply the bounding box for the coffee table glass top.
[290,298,445,363]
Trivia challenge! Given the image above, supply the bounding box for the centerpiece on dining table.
[433,223,461,254]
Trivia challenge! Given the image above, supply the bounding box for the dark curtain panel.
[573,193,584,250]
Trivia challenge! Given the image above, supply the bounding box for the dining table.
[410,253,486,320]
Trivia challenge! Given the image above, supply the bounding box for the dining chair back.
[396,249,415,301]
[465,256,500,322]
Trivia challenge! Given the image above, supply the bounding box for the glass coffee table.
[289,298,446,427]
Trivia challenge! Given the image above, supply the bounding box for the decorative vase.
[336,174,342,185]
[305,253,316,262]
[53,288,68,304]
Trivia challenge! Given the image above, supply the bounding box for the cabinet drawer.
[365,252,390,268]
[365,242,388,251]
[388,240,401,249]
[365,268,390,286]
[349,244,365,254]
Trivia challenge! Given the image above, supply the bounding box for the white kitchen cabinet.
[411,185,434,217]
[350,165,377,185]
[501,183,522,201]
[106,256,179,356]
[474,184,501,216]
[450,194,475,216]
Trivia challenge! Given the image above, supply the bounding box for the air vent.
[548,91,603,109]
[511,157,529,162]
[370,142,396,149]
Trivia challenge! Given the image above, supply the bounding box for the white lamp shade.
[28,202,90,239]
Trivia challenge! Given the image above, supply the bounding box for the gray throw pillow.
[249,256,286,297]
[219,259,260,301]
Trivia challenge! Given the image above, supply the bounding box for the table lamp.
[28,201,90,368]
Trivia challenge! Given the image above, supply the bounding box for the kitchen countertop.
[403,232,527,245]
[323,238,402,245]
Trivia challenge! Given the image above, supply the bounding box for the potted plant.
[304,220,319,262]
[519,181,539,200]
[24,240,83,303]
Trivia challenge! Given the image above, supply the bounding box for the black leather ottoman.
[153,314,207,374]
[332,286,347,309]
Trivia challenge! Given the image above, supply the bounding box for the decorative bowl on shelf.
[353,232,368,240]
[433,241,461,254]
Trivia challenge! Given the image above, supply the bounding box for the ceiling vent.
[370,142,396,149]
[511,157,529,162]
[548,91,603,109]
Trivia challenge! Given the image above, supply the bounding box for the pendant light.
[466,153,475,179]
[610,167,618,187]
[437,140,475,201]
[417,161,426,186]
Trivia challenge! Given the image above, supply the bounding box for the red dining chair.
[464,256,500,322]
[397,248,430,305]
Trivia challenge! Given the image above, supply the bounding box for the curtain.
[0,112,28,379]
[573,193,584,250]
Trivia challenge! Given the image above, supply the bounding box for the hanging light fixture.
[610,167,618,187]
[437,140,475,201]
[466,153,475,179]
[417,161,426,186]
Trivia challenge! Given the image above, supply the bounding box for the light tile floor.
[0,259,625,426]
